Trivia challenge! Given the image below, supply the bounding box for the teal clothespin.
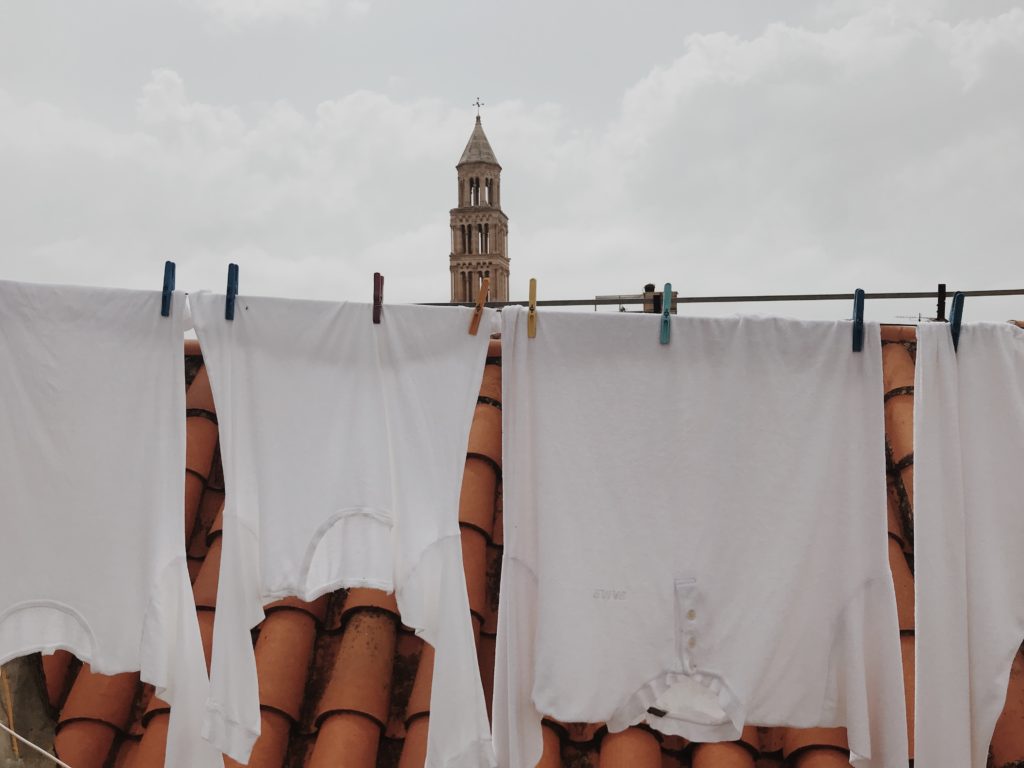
[949,291,965,352]
[225,263,239,321]
[852,288,865,352]
[660,283,672,345]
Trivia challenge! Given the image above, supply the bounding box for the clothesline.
[432,286,1024,310]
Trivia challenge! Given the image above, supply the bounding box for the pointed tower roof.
[458,116,500,168]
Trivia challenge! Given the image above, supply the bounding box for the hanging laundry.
[494,307,907,768]
[189,294,498,768]
[914,321,1024,768]
[0,280,221,768]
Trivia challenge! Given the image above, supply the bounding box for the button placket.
[674,576,699,674]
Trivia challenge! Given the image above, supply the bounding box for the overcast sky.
[1,0,1022,322]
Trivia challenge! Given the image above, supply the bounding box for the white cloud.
[1,3,1022,321]
[186,0,331,24]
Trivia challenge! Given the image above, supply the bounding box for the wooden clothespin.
[528,278,537,339]
[160,261,176,317]
[469,277,490,336]
[949,291,965,352]
[373,272,384,324]
[659,282,672,345]
[225,263,239,321]
[852,288,865,352]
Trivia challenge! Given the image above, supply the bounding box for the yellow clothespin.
[527,278,537,339]
[469,277,490,335]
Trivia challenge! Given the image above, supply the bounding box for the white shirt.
[0,280,220,768]
[914,321,1024,768]
[190,293,496,768]
[494,307,907,768]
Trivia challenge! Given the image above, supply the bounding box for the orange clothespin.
[469,277,490,335]
[527,278,537,339]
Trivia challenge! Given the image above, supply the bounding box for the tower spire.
[449,113,509,303]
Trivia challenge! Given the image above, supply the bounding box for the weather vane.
[473,97,485,117]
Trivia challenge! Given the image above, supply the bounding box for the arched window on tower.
[484,223,490,252]
[485,179,492,205]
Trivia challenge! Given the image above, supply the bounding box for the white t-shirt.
[914,321,1024,768]
[494,307,907,768]
[0,280,220,768]
[190,293,496,768]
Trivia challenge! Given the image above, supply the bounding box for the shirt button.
[687,609,696,620]
[687,636,696,649]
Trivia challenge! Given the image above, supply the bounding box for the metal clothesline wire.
[429,287,1024,309]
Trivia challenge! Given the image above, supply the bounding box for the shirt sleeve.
[140,558,224,768]
[825,574,909,768]
[396,534,496,768]
[201,513,266,763]
[912,323,974,767]
[492,305,544,768]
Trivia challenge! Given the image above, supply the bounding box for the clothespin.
[527,278,537,339]
[949,291,965,352]
[469,277,490,336]
[225,263,239,321]
[852,288,865,352]
[160,261,176,317]
[659,282,672,345]
[373,272,384,325]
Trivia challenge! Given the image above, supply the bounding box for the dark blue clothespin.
[225,263,239,321]
[373,272,384,324]
[160,261,175,317]
[660,283,672,345]
[949,291,965,352]
[852,288,865,352]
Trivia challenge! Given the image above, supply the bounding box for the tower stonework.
[449,116,509,303]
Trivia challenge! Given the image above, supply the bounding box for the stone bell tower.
[449,108,509,303]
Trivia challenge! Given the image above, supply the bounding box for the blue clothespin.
[852,288,865,352]
[160,261,175,317]
[660,283,672,345]
[949,291,965,352]
[225,263,239,321]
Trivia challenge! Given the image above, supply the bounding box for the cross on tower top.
[473,97,485,117]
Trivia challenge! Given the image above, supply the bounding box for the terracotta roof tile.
[888,537,915,632]
[40,650,75,712]
[598,726,661,767]
[54,719,122,768]
[54,665,138,766]
[459,457,499,538]
[128,710,169,768]
[991,645,1024,766]
[467,402,502,468]
[691,740,756,767]
[315,607,397,729]
[310,710,382,767]
[256,606,320,722]
[537,722,564,768]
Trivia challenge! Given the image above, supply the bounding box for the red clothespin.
[469,277,490,335]
[373,272,384,324]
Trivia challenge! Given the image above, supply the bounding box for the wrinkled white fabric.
[914,321,1024,768]
[190,294,496,768]
[495,307,907,768]
[0,280,219,768]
